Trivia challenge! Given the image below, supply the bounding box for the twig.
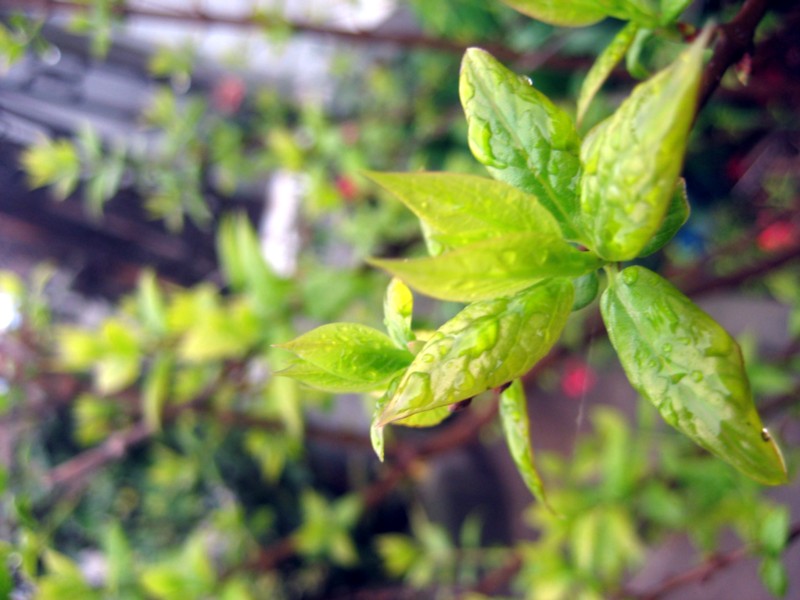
[0,0,586,69]
[697,0,776,111]
[619,522,800,600]
[250,396,501,571]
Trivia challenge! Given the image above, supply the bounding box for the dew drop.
[621,268,639,285]
[761,428,772,442]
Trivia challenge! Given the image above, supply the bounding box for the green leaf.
[137,269,167,335]
[759,506,790,556]
[94,320,141,395]
[499,379,551,509]
[601,266,788,485]
[580,30,708,261]
[460,48,584,241]
[759,557,789,598]
[370,233,601,303]
[577,22,640,125]
[384,278,414,349]
[276,323,413,393]
[637,178,690,257]
[177,299,260,363]
[19,136,81,199]
[217,215,247,290]
[659,0,692,23]
[572,271,600,311]
[378,278,573,425]
[497,0,607,26]
[143,353,173,432]
[366,171,562,249]
[217,214,289,318]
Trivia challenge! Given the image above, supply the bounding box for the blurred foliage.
[2,0,800,599]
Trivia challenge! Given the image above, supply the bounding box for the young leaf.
[498,0,607,26]
[637,178,690,257]
[276,323,413,393]
[601,266,788,485]
[499,379,552,509]
[577,22,640,125]
[580,30,709,261]
[366,172,563,248]
[384,278,415,349]
[378,278,573,425]
[370,233,600,303]
[460,49,584,241]
[572,271,600,311]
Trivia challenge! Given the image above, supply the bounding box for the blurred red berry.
[213,76,246,114]
[335,175,359,201]
[561,362,597,399]
[757,221,795,252]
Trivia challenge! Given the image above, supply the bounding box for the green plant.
[278,7,788,509]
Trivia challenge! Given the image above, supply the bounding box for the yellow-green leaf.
[378,279,573,425]
[601,266,788,485]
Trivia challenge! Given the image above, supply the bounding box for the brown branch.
[250,395,501,571]
[42,420,151,490]
[472,551,524,596]
[678,239,800,298]
[0,0,576,68]
[697,0,776,111]
[620,522,800,600]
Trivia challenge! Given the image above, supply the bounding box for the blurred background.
[0,1,798,598]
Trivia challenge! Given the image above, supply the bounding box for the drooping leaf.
[276,323,413,393]
[460,48,584,241]
[637,178,690,257]
[497,0,607,26]
[601,266,788,485]
[378,278,573,425]
[580,30,709,261]
[366,171,562,249]
[370,233,600,303]
[384,278,415,349]
[577,22,640,125]
[499,379,551,509]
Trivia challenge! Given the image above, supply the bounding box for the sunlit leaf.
[602,266,788,485]
[384,278,414,349]
[580,31,708,261]
[366,171,562,248]
[460,48,584,241]
[378,278,573,425]
[371,233,600,302]
[276,323,413,393]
